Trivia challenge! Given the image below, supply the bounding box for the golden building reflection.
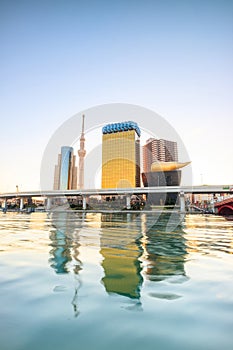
[100,213,143,300]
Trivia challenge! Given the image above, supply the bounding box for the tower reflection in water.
[49,211,83,316]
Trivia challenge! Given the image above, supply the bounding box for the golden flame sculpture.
[151,161,191,172]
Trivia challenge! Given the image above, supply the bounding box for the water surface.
[0,212,233,350]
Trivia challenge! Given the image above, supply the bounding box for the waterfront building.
[142,137,181,205]
[102,121,141,189]
[78,115,86,189]
[142,170,181,188]
[53,146,77,190]
[142,169,181,205]
[143,138,178,173]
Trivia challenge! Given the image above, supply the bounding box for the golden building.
[102,121,141,189]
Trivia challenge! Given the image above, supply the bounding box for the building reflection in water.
[48,211,188,312]
[100,213,143,308]
[49,211,84,317]
[140,213,188,283]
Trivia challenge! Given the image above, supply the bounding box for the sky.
[0,0,233,192]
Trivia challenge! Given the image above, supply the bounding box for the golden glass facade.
[102,129,140,189]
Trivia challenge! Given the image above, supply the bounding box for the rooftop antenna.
[82,114,85,134]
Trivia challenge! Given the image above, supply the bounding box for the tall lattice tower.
[78,115,86,189]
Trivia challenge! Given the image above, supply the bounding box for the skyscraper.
[141,138,189,205]
[78,115,86,189]
[53,146,77,190]
[143,138,178,173]
[102,121,141,189]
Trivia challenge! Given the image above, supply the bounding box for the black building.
[142,170,181,206]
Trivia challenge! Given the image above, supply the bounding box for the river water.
[0,211,233,350]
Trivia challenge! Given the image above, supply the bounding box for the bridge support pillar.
[126,195,131,210]
[2,199,7,211]
[20,198,24,211]
[82,196,87,210]
[180,191,185,213]
[210,197,215,213]
[46,197,52,211]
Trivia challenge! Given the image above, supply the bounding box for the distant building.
[53,146,77,190]
[142,138,182,205]
[143,138,178,173]
[142,170,181,205]
[77,115,86,189]
[142,170,181,188]
[102,121,141,189]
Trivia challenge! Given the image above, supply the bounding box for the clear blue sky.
[0,0,233,191]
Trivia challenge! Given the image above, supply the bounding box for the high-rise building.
[141,138,191,205]
[143,138,178,173]
[78,115,86,189]
[102,121,141,189]
[53,146,77,190]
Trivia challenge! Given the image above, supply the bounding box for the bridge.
[1,184,233,198]
[214,196,233,216]
[1,185,233,212]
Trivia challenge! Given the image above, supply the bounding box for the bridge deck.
[1,185,233,199]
